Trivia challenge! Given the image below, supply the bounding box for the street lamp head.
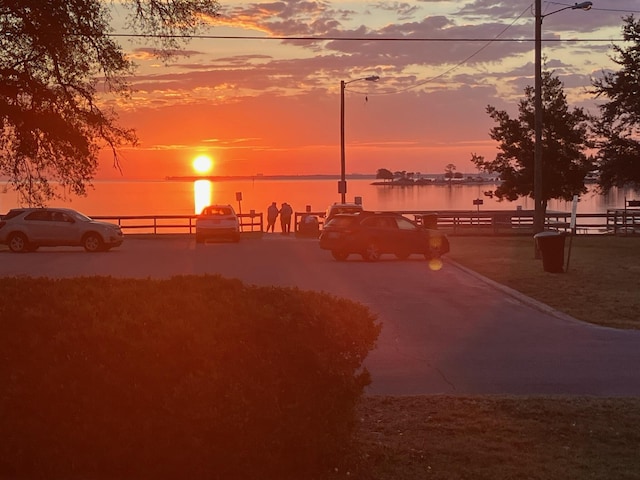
[542,1,593,20]
[345,75,380,85]
[572,2,593,11]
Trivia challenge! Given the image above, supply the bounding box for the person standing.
[279,202,293,234]
[266,202,279,233]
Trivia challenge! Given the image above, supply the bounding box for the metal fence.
[92,213,263,235]
[92,209,640,236]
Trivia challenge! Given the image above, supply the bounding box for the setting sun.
[192,155,213,174]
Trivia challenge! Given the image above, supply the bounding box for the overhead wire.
[349,4,533,96]
[106,2,634,96]
[109,33,617,42]
[347,1,634,96]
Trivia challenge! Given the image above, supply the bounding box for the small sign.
[570,195,578,230]
[473,199,483,206]
[337,181,347,194]
[235,192,242,201]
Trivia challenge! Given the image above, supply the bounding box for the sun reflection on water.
[194,180,212,214]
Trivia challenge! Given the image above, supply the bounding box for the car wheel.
[8,232,29,253]
[83,232,104,252]
[331,250,349,261]
[363,242,382,262]
[424,245,442,260]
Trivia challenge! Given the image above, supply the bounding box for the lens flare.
[428,258,444,271]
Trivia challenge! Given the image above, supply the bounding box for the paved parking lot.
[2,234,640,396]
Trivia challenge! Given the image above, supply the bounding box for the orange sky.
[96,1,635,180]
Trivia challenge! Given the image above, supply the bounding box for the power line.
[110,33,619,42]
[347,3,614,96]
[356,4,533,95]
[107,5,629,96]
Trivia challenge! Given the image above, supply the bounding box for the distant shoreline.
[164,174,376,181]
[163,173,499,183]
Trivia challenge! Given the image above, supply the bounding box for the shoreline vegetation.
[164,173,501,185]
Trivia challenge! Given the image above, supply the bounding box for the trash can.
[421,214,438,229]
[534,231,566,273]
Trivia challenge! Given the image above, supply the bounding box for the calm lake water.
[0,177,637,217]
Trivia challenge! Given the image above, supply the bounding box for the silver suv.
[0,208,124,253]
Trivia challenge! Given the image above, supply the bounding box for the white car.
[0,207,124,253]
[325,202,364,223]
[195,205,240,243]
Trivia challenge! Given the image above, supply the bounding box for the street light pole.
[340,80,346,203]
[339,75,379,203]
[533,1,593,234]
[534,0,544,234]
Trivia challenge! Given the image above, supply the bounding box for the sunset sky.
[97,0,640,180]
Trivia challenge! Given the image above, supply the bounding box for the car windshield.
[328,206,362,217]
[326,216,357,228]
[4,209,26,220]
[201,207,233,216]
[69,211,92,222]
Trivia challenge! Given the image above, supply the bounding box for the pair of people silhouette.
[266,202,293,234]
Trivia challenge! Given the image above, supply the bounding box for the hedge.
[0,275,381,479]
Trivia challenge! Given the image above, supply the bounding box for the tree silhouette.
[471,71,592,213]
[0,0,220,205]
[375,168,394,182]
[591,15,640,191]
[444,164,456,184]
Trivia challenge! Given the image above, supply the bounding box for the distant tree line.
[375,167,464,182]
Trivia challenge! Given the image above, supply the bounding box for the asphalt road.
[2,234,640,396]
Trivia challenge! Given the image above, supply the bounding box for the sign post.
[235,192,243,215]
[565,195,579,272]
[473,198,483,225]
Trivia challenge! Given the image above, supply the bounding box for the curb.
[443,257,595,329]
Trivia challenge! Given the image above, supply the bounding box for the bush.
[0,275,380,479]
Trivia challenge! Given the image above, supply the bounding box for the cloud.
[105,0,632,176]
[372,2,421,21]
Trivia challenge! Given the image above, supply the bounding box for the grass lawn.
[350,395,640,480]
[446,235,640,330]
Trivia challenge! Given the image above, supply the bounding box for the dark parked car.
[0,207,124,253]
[319,211,449,261]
